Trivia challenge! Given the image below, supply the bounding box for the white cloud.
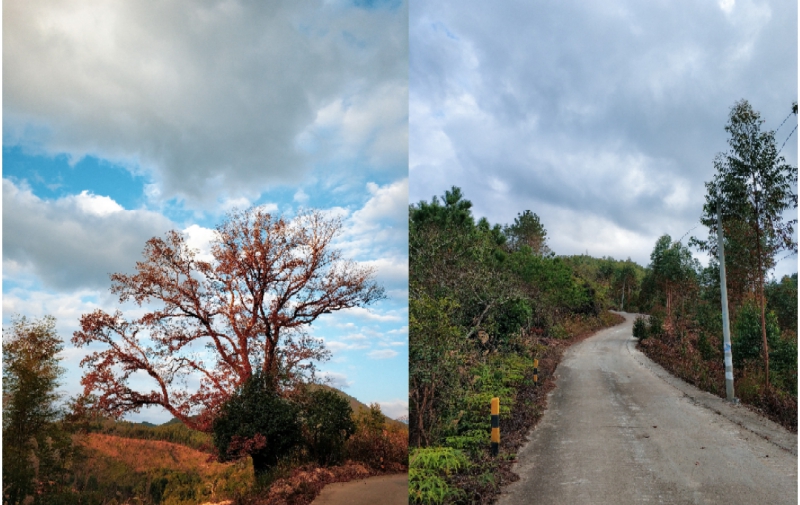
[324,340,370,352]
[218,196,252,212]
[367,349,398,359]
[320,371,353,390]
[3,178,174,290]
[73,190,124,216]
[357,257,408,287]
[298,81,408,168]
[340,306,403,322]
[182,224,218,262]
[5,0,408,208]
[351,178,408,230]
[293,189,309,204]
[378,399,408,419]
[387,325,408,335]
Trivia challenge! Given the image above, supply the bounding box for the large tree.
[3,316,72,505]
[695,100,797,387]
[73,208,384,431]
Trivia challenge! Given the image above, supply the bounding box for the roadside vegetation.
[2,315,408,505]
[634,100,797,432]
[409,188,640,504]
[3,206,408,505]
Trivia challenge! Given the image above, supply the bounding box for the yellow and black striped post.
[491,397,500,456]
[533,358,539,385]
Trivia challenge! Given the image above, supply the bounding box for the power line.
[775,110,794,134]
[778,124,797,155]
[677,224,699,244]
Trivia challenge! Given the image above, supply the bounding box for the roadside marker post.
[491,397,500,456]
[533,358,539,385]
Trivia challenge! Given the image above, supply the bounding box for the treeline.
[408,188,632,504]
[633,100,797,430]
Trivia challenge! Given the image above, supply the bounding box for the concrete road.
[498,313,797,505]
[310,473,408,505]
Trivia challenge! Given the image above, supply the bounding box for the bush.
[732,301,780,369]
[346,404,408,471]
[647,312,664,338]
[632,316,648,339]
[298,389,356,466]
[212,371,302,476]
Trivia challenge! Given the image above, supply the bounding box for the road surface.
[310,473,408,505]
[498,312,797,505]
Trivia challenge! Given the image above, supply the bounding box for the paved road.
[310,473,407,505]
[498,313,797,505]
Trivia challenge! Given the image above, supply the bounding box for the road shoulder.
[625,335,798,455]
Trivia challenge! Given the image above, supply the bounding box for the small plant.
[632,316,648,339]
[409,447,470,504]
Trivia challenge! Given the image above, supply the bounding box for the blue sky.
[410,0,797,278]
[3,0,409,423]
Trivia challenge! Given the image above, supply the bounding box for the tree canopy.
[73,208,384,431]
[693,99,797,386]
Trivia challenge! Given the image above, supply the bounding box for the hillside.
[309,383,408,431]
[72,432,252,504]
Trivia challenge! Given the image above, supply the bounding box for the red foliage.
[72,209,384,431]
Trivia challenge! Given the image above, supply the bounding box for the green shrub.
[770,337,797,394]
[632,316,648,339]
[212,371,302,476]
[697,331,719,361]
[647,313,664,338]
[298,389,355,466]
[732,301,779,369]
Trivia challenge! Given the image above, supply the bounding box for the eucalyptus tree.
[694,100,798,387]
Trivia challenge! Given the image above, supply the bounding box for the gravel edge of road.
[624,333,798,456]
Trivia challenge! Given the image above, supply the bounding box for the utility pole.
[717,204,735,402]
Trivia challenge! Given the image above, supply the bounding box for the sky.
[3,0,409,423]
[410,0,798,279]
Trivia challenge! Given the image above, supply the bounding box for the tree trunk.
[754,201,769,390]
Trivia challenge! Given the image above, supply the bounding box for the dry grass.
[79,433,235,477]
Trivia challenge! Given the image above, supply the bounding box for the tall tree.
[649,235,698,320]
[695,100,798,387]
[73,208,384,431]
[3,316,71,505]
[504,210,550,255]
[614,260,638,311]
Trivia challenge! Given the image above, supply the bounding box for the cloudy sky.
[3,0,409,422]
[410,0,798,278]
